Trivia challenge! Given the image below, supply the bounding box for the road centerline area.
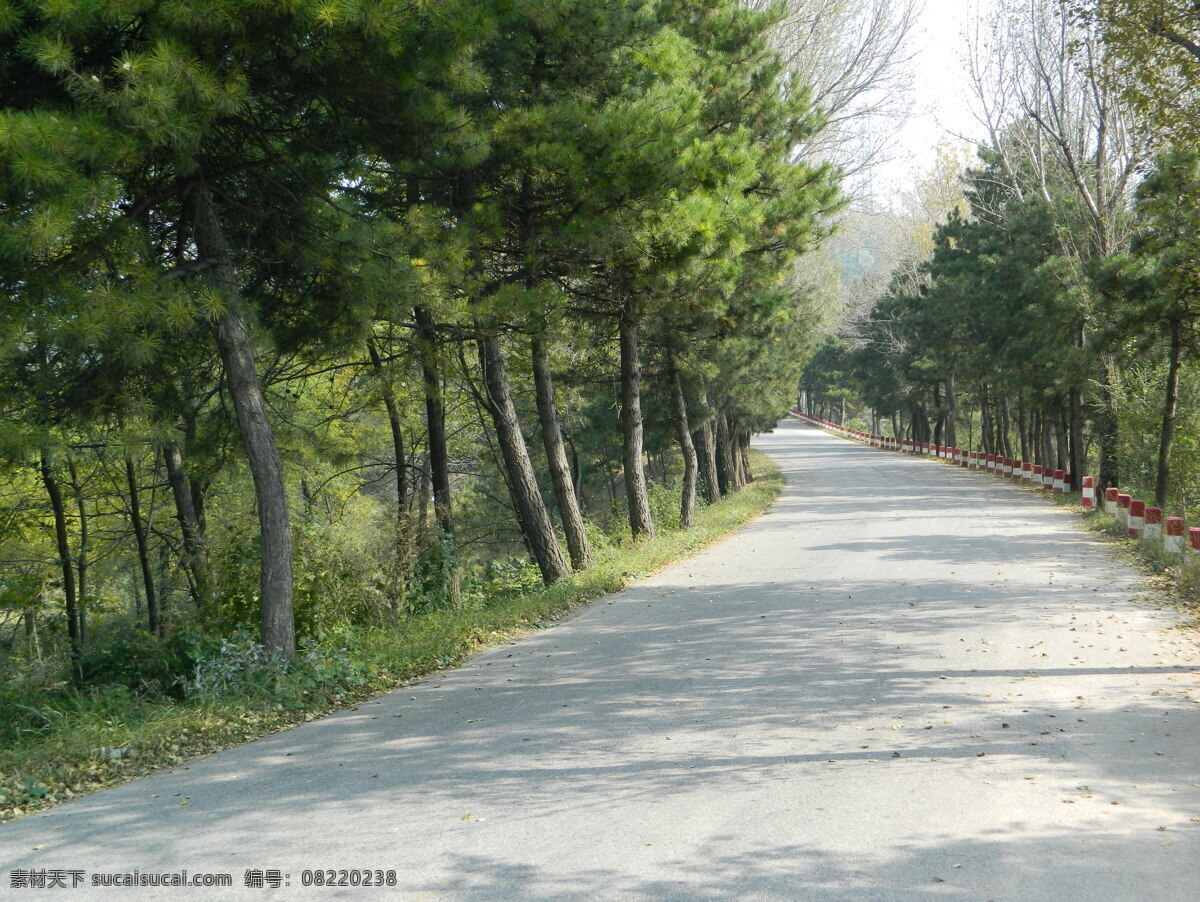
[3,420,1198,901]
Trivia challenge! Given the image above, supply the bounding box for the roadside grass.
[1047,487,1200,624]
[0,452,783,822]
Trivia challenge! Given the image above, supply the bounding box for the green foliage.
[0,683,144,748]
[1110,362,1170,499]
[1075,0,1200,145]
[177,630,289,702]
[75,623,200,699]
[1111,360,1200,518]
[465,560,543,607]
[407,529,459,614]
[648,476,688,533]
[0,0,833,823]
[811,145,1104,457]
[1,452,782,821]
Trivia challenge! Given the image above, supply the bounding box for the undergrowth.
[0,452,783,821]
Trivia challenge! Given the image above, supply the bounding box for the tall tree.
[965,0,1145,491]
[1098,149,1200,508]
[3,0,483,654]
[1074,0,1200,146]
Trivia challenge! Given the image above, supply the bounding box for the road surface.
[2,419,1199,900]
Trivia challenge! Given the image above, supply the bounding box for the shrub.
[177,630,288,701]
[648,478,683,532]
[467,559,542,607]
[76,624,201,698]
[407,528,458,614]
[178,631,372,706]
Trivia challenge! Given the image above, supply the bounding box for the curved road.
[3,420,1199,900]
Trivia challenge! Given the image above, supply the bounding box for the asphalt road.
[3,419,1199,901]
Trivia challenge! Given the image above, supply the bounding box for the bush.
[286,640,373,700]
[76,624,201,699]
[178,631,372,706]
[648,479,683,532]
[407,528,458,614]
[178,630,288,701]
[466,559,542,607]
[1112,359,1200,518]
[0,683,143,746]
[208,513,393,640]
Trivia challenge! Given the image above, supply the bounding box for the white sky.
[869,0,998,201]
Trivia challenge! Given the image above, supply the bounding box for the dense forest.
[801,0,1200,522]
[0,0,851,710]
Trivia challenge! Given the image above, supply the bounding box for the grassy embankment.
[0,451,784,821]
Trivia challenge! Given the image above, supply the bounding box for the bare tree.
[837,145,972,342]
[963,0,1143,252]
[750,0,923,190]
[961,0,1148,491]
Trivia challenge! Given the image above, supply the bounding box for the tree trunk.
[730,413,747,488]
[39,449,80,679]
[714,405,737,495]
[531,333,593,569]
[1097,357,1120,493]
[477,325,571,583]
[1156,319,1183,508]
[125,455,160,637]
[183,412,208,538]
[412,307,459,603]
[1016,393,1029,462]
[697,388,720,504]
[1041,409,1055,472]
[413,307,453,539]
[667,350,698,528]
[163,441,213,608]
[914,403,931,445]
[944,376,958,448]
[563,429,584,505]
[979,387,992,454]
[191,181,294,657]
[366,339,413,607]
[730,419,746,485]
[737,426,753,484]
[932,382,944,446]
[1068,386,1085,492]
[618,304,654,538]
[1054,401,1069,472]
[366,338,411,552]
[1032,409,1042,467]
[600,438,618,506]
[65,455,88,645]
[1000,396,1013,459]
